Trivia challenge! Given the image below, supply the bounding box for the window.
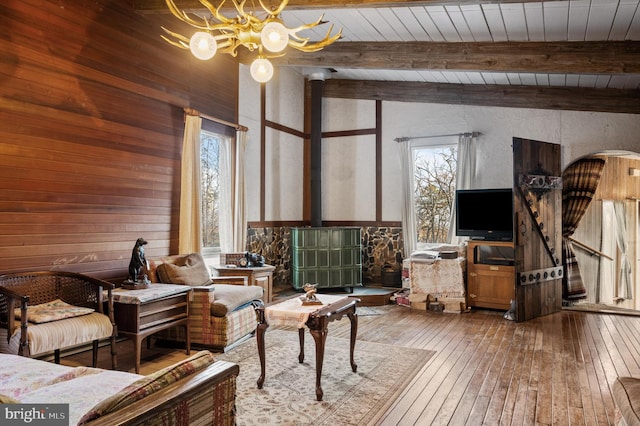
[413,144,457,246]
[200,130,225,253]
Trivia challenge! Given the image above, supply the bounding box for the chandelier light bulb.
[261,21,289,53]
[250,57,274,83]
[189,31,217,60]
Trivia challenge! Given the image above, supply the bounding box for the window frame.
[199,121,236,264]
[411,137,458,249]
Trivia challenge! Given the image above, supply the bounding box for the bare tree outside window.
[414,145,457,244]
[201,131,220,249]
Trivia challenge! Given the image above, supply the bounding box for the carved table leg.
[309,318,328,401]
[298,328,305,363]
[348,310,358,372]
[256,308,269,389]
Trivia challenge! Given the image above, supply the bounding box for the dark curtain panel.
[562,157,606,302]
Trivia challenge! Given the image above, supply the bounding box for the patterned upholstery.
[0,271,117,368]
[0,352,238,426]
[156,286,261,350]
[0,313,113,357]
[149,254,263,351]
[79,351,216,424]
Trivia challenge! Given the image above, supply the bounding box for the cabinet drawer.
[471,264,514,275]
[467,241,515,310]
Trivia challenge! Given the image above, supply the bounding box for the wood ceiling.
[133,0,640,113]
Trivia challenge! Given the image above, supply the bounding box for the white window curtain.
[233,129,248,252]
[219,128,248,253]
[219,135,233,253]
[178,114,203,254]
[448,133,477,245]
[396,139,417,257]
[600,200,633,302]
[614,200,633,300]
[599,201,616,303]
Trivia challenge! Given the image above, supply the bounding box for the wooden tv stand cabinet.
[466,240,515,310]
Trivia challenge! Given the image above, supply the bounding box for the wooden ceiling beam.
[131,0,541,14]
[256,41,640,75]
[322,79,640,114]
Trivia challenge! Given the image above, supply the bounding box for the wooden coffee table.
[255,295,360,401]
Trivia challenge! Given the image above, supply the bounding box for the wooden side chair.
[0,271,117,369]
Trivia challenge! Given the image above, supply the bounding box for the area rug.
[215,329,435,425]
[355,306,387,316]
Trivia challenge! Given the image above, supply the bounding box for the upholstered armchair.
[0,271,117,368]
[148,253,264,351]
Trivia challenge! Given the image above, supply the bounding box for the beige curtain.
[178,114,203,254]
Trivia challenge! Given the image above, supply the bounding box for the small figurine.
[303,283,317,301]
[124,237,151,288]
[301,283,322,305]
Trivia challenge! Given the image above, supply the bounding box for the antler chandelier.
[162,0,342,83]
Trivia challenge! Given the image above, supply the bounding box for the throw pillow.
[14,299,94,324]
[156,253,212,286]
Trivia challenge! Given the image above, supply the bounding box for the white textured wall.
[322,98,377,221]
[381,102,640,222]
[238,64,261,222]
[239,65,305,221]
[322,135,377,221]
[239,73,640,223]
[265,127,304,220]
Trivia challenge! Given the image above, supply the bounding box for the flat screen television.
[455,188,514,241]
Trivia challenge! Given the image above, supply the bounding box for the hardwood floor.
[67,305,631,425]
[319,305,629,425]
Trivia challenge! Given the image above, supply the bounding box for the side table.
[111,284,192,373]
[214,265,275,303]
[255,294,360,401]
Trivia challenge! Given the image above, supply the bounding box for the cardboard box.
[418,293,468,314]
[408,293,428,303]
[410,301,427,311]
[395,296,410,307]
[441,296,468,314]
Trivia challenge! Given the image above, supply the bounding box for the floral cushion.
[14,299,94,324]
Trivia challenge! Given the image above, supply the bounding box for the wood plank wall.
[0,0,238,280]
[596,156,640,200]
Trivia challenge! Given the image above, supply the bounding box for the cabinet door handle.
[469,272,477,277]
[490,266,499,271]
[469,293,477,298]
